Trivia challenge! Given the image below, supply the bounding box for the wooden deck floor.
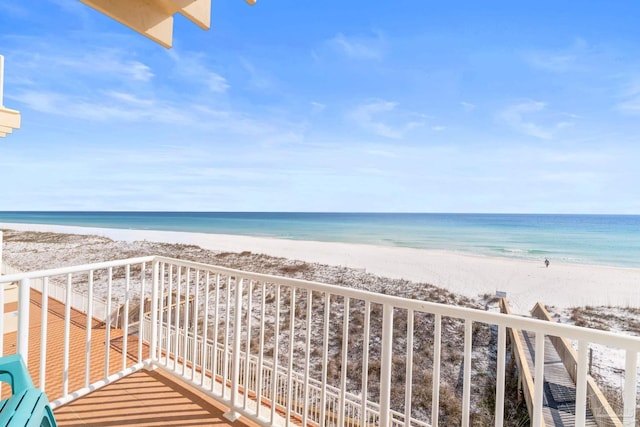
[53,369,255,426]
[2,289,256,427]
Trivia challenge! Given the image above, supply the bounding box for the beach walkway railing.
[1,256,639,426]
[499,298,539,423]
[501,299,616,426]
[530,303,622,427]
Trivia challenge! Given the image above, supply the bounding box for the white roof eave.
[0,55,21,138]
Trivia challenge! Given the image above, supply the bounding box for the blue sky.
[1,1,639,213]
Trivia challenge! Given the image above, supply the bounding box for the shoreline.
[2,221,640,314]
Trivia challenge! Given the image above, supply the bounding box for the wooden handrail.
[499,298,542,426]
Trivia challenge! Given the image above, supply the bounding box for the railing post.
[404,309,414,427]
[432,314,442,427]
[575,341,588,427]
[462,320,473,426]
[379,304,394,427]
[17,277,30,363]
[104,270,112,378]
[532,332,545,427]
[224,277,243,422]
[63,274,72,396]
[40,277,50,390]
[149,259,160,367]
[495,325,506,427]
[622,350,638,427]
[85,272,93,387]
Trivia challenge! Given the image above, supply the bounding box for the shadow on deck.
[54,369,256,426]
[2,289,257,427]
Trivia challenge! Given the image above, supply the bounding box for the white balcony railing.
[1,255,640,426]
[2,263,111,323]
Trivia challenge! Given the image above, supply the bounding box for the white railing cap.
[0,256,155,284]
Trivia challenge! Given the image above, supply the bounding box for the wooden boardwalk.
[500,298,620,426]
[520,330,599,426]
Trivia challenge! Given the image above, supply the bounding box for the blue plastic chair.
[0,354,57,427]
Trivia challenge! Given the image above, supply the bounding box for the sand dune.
[2,222,639,314]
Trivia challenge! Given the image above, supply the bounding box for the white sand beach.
[2,222,640,314]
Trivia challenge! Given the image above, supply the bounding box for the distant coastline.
[1,211,640,268]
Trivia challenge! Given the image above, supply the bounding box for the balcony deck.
[2,289,256,427]
[2,256,638,427]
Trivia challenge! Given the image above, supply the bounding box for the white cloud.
[260,131,306,147]
[355,167,387,175]
[497,101,553,140]
[0,1,29,17]
[15,89,191,124]
[205,73,230,93]
[168,50,229,93]
[555,121,574,129]
[105,91,154,106]
[618,97,640,113]
[617,79,640,114]
[14,86,305,144]
[329,32,387,60]
[311,102,326,113]
[497,102,579,140]
[538,171,604,186]
[239,57,273,90]
[126,61,154,82]
[54,51,153,82]
[348,100,426,139]
[461,101,476,112]
[192,105,293,136]
[15,91,58,113]
[525,52,578,73]
[364,148,398,158]
[523,39,589,72]
[6,45,154,84]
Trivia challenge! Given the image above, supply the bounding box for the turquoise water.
[1,212,639,268]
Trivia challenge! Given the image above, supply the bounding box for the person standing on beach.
[545,258,550,268]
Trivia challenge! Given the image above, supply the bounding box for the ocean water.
[1,212,639,268]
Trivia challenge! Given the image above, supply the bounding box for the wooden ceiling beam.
[78,0,254,48]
